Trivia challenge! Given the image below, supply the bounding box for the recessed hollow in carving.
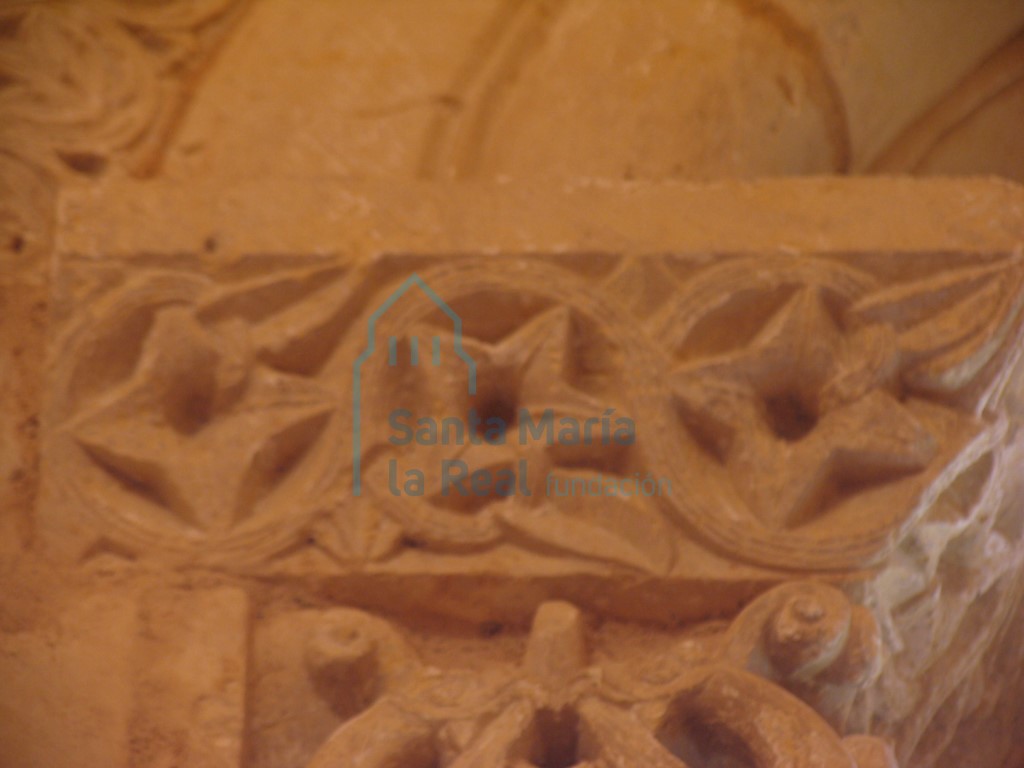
[234,410,330,522]
[57,150,108,177]
[657,710,757,768]
[530,707,581,768]
[762,392,818,442]
[441,290,555,344]
[163,383,216,436]
[68,305,161,411]
[79,441,184,521]
[674,284,799,362]
[473,392,519,438]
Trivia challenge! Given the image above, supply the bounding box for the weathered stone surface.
[3,0,1023,277]
[131,587,249,768]
[167,0,1024,182]
[0,588,137,768]
[3,2,1024,766]
[9,176,1020,766]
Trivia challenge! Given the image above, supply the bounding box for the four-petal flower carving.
[360,302,673,571]
[670,287,937,529]
[70,306,336,533]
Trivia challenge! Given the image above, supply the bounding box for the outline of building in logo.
[352,273,477,496]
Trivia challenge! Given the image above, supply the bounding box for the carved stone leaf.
[851,257,1024,409]
[308,496,402,564]
[496,492,676,574]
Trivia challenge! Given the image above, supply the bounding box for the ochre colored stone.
[2,3,1024,766]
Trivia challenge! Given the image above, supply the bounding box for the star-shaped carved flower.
[70,305,336,534]
[360,303,674,571]
[670,287,937,529]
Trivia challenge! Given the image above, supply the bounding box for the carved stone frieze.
[42,247,1024,585]
[4,1,1024,764]
[23,178,1023,766]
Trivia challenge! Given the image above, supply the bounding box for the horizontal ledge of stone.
[57,176,1024,259]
